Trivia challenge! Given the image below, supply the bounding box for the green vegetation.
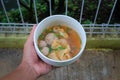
[0,0,116,24]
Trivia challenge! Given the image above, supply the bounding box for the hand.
[21,25,53,78]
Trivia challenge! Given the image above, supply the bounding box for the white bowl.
[34,15,86,66]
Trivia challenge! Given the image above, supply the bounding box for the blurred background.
[0,0,120,80]
[0,0,120,39]
[0,0,120,24]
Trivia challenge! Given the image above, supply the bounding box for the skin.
[0,25,79,80]
[0,25,53,80]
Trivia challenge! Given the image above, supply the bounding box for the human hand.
[0,24,80,80]
[21,25,53,78]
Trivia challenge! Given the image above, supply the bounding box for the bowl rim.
[34,15,86,63]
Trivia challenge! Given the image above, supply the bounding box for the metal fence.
[0,0,120,38]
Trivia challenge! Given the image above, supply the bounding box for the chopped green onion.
[48,45,52,53]
[56,46,65,50]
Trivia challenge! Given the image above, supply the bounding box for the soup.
[38,25,81,61]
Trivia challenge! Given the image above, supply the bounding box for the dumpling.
[57,49,69,60]
[53,27,64,32]
[59,32,68,39]
[51,39,61,49]
[59,39,68,47]
[62,54,71,60]
[53,27,68,38]
[48,51,59,60]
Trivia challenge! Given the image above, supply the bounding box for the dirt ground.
[0,49,120,80]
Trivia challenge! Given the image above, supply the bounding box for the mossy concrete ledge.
[0,37,27,48]
[0,37,120,49]
[87,38,120,49]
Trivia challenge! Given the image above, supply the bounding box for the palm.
[23,25,52,77]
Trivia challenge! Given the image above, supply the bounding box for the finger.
[27,25,36,42]
[29,25,36,39]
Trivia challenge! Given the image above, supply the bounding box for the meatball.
[45,33,58,45]
[60,39,67,45]
[53,27,64,33]
[41,47,49,56]
[39,40,47,47]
